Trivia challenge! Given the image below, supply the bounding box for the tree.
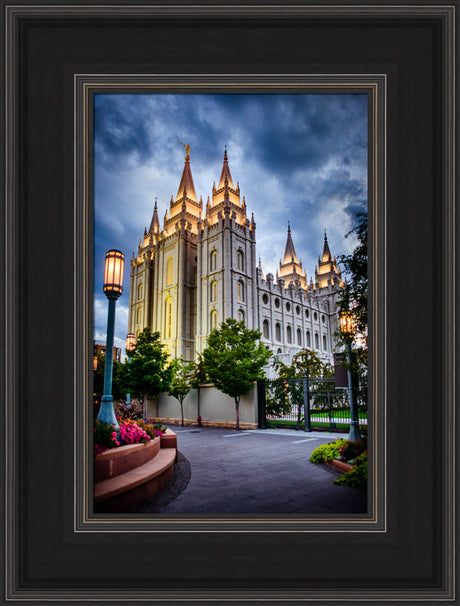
[120,328,173,401]
[201,319,272,429]
[167,358,196,426]
[337,211,368,342]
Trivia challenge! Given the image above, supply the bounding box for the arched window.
[275,323,281,341]
[137,282,143,300]
[210,309,218,330]
[306,330,311,348]
[137,307,142,324]
[166,257,173,285]
[237,280,245,302]
[263,319,270,339]
[210,250,217,271]
[297,328,302,346]
[323,335,327,351]
[210,280,217,302]
[165,298,173,338]
[287,325,292,344]
[238,309,245,323]
[277,348,282,354]
[315,332,319,349]
[237,249,244,270]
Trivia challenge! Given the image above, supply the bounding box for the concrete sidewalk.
[138,425,367,514]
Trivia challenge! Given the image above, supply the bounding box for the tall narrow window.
[275,323,281,341]
[323,335,327,351]
[287,325,292,344]
[166,257,173,285]
[238,310,245,323]
[137,282,143,300]
[210,309,218,330]
[210,250,217,271]
[306,330,311,348]
[237,249,244,271]
[137,307,142,324]
[237,280,245,302]
[315,332,319,349]
[263,319,270,338]
[297,328,302,346]
[210,281,217,302]
[165,298,173,338]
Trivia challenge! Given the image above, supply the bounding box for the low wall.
[145,383,258,428]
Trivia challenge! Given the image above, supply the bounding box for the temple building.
[128,147,344,366]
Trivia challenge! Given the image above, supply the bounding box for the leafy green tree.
[120,328,173,402]
[167,358,196,426]
[337,211,368,342]
[202,319,272,429]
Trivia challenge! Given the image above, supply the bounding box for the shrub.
[338,438,368,463]
[118,419,151,445]
[309,439,348,463]
[114,399,144,421]
[93,419,120,455]
[334,451,368,488]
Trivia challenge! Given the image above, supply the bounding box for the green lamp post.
[97,249,125,429]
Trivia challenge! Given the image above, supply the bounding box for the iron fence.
[257,376,367,433]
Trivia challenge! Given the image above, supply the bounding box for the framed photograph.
[3,2,456,604]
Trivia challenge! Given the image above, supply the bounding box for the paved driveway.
[139,426,367,514]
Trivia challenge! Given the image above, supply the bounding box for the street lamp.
[339,311,361,442]
[125,332,135,406]
[97,249,125,429]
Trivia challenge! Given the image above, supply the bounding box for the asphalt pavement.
[137,425,367,514]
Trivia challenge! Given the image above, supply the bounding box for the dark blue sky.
[94,93,368,353]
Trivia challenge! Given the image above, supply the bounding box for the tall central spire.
[176,144,198,202]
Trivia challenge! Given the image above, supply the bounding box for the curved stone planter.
[94,437,161,483]
[94,431,177,513]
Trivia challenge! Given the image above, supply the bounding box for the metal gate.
[257,376,367,433]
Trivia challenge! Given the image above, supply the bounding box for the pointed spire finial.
[288,221,291,234]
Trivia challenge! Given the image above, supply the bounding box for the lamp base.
[97,395,119,429]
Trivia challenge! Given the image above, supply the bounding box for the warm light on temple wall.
[318,263,331,275]
[103,249,125,297]
[93,356,98,371]
[339,311,355,339]
[126,333,136,352]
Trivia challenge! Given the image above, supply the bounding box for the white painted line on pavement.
[222,433,253,438]
[292,438,318,444]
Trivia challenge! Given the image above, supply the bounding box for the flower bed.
[309,438,368,489]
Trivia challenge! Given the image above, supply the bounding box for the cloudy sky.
[93,93,368,354]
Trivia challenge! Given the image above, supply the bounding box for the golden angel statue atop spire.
[181,142,190,158]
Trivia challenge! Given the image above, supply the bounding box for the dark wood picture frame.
[2,2,457,604]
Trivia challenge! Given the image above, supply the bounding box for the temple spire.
[176,144,197,202]
[282,223,299,264]
[322,229,332,262]
[149,197,160,233]
[217,146,235,190]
